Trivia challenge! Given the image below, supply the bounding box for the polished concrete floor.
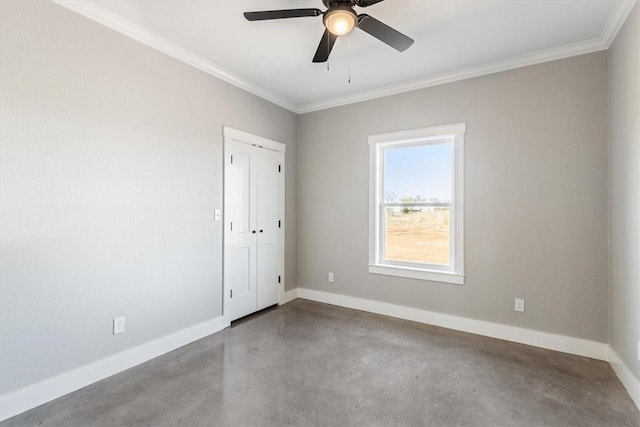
[3,299,639,426]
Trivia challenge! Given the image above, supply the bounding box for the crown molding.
[297,0,636,113]
[51,0,298,113]
[53,0,635,116]
[602,0,637,47]
[297,36,608,113]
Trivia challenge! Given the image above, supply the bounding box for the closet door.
[224,140,258,321]
[256,149,283,310]
[224,127,286,323]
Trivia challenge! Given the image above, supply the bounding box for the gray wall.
[0,1,297,394]
[0,0,623,399]
[297,52,609,343]
[609,4,639,379]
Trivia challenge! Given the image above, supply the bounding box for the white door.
[224,140,258,321]
[223,127,285,322]
[256,149,282,310]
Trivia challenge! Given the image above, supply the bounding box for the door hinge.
[278,275,281,284]
[230,222,233,231]
[278,164,281,173]
[230,289,233,298]
[230,155,233,164]
[278,220,281,228]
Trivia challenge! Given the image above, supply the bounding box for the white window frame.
[368,123,465,285]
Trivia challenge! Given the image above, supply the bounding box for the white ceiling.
[57,0,635,112]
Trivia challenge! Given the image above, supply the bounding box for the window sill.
[368,264,465,285]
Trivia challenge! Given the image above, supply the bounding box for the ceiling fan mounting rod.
[323,0,385,7]
[323,0,355,8]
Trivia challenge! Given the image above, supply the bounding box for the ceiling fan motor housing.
[323,5,358,36]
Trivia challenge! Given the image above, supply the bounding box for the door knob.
[252,230,256,234]
[259,229,264,233]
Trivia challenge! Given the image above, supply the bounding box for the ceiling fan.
[243,0,414,63]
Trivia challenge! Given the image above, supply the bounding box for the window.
[369,123,465,284]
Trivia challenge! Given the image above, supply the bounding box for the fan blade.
[312,29,338,63]
[354,0,385,7]
[244,9,322,21]
[357,14,414,52]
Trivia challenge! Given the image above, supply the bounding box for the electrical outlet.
[514,298,525,313]
[214,209,221,221]
[113,316,126,335]
[328,272,334,283]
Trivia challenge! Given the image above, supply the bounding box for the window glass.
[382,141,452,267]
[383,143,452,203]
[384,206,450,266]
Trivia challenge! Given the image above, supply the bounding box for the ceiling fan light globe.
[324,8,357,36]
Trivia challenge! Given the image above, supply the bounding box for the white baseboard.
[297,288,639,410]
[279,288,298,305]
[4,291,635,421]
[609,347,640,410]
[296,288,609,361]
[0,316,229,422]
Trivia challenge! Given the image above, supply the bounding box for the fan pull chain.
[327,35,330,71]
[348,36,352,84]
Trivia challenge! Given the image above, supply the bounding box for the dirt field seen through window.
[384,208,450,266]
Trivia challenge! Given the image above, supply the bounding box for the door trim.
[223,127,286,153]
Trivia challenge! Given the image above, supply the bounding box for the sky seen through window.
[384,142,452,203]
